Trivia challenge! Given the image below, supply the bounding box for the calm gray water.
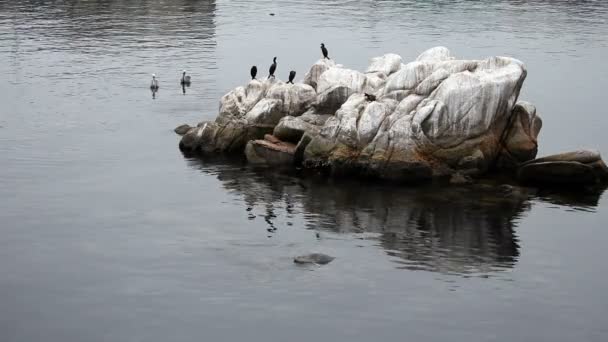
[1,0,608,341]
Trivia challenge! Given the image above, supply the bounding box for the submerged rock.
[517,150,608,185]
[293,253,335,265]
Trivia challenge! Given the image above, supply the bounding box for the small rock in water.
[174,124,192,135]
[294,253,335,265]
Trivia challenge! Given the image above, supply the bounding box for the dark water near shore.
[1,0,608,341]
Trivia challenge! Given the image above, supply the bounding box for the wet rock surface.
[517,150,608,185]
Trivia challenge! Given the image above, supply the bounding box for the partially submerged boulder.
[517,150,608,185]
[304,58,336,90]
[245,134,296,166]
[293,253,335,265]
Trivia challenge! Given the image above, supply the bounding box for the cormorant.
[287,70,296,84]
[320,43,329,59]
[268,57,277,79]
[250,65,257,80]
[364,93,376,102]
[150,74,159,90]
[180,70,191,86]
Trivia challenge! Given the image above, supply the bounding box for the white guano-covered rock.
[302,47,537,180]
[315,68,370,113]
[179,46,547,182]
[181,78,317,153]
[416,46,454,62]
[304,58,336,90]
[366,53,403,76]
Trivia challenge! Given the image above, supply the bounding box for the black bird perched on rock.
[287,70,296,84]
[268,57,277,79]
[320,43,330,59]
[250,65,257,80]
[364,93,376,102]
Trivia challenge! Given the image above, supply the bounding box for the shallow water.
[1,0,608,341]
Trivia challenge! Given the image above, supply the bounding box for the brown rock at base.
[245,135,297,165]
[516,150,608,185]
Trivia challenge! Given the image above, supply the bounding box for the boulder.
[174,124,192,135]
[415,46,454,62]
[180,78,316,153]
[293,253,335,265]
[303,58,336,90]
[245,134,297,165]
[273,111,331,143]
[496,102,542,169]
[302,47,532,181]
[366,53,403,76]
[517,150,608,185]
[314,67,370,113]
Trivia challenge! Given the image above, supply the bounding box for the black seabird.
[250,65,257,80]
[268,57,277,79]
[321,43,329,59]
[287,70,296,84]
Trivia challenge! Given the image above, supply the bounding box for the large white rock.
[314,67,370,113]
[303,47,536,180]
[304,58,336,90]
[181,78,317,152]
[180,46,545,182]
[416,46,454,62]
[366,53,403,76]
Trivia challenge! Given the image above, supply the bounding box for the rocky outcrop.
[302,49,532,180]
[517,150,608,185]
[174,47,606,184]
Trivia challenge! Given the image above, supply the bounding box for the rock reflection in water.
[185,154,605,275]
[184,155,529,274]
